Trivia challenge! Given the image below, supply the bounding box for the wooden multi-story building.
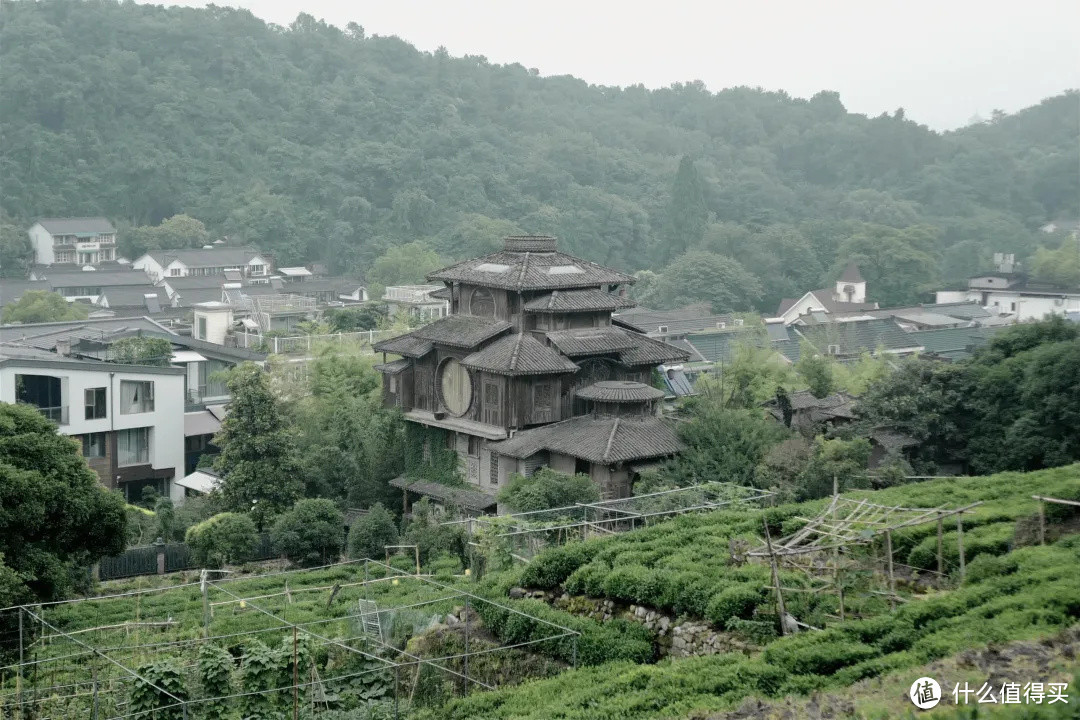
[374,235,690,510]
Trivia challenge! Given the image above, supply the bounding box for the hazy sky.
[162,0,1078,130]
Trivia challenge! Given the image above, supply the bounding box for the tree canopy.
[0,1,1075,301]
[212,364,303,529]
[0,403,127,601]
[2,290,88,324]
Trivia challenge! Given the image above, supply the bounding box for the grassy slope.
[420,465,1080,719]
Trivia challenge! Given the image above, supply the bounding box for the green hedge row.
[420,539,1080,720]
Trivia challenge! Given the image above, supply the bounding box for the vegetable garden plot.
[0,559,578,720]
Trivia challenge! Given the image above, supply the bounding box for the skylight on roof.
[475,263,511,273]
[548,265,585,275]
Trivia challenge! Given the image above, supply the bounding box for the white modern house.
[28,217,118,266]
[934,255,1080,322]
[133,246,271,281]
[0,347,187,503]
[383,285,450,321]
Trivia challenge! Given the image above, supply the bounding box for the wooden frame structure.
[749,487,982,634]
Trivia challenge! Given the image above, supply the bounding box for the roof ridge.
[547,290,559,310]
[516,251,531,291]
[603,417,621,464]
[509,332,525,371]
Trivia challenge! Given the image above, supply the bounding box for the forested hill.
[2,1,1077,309]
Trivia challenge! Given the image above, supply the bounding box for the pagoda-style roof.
[617,332,692,365]
[374,358,411,374]
[461,333,579,376]
[523,288,636,313]
[373,332,434,358]
[490,414,682,465]
[413,314,512,349]
[576,381,665,403]
[427,235,634,291]
[546,327,639,356]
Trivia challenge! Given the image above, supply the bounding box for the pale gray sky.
[163,0,1079,129]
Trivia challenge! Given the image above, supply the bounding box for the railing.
[97,534,279,580]
[233,329,399,354]
[384,285,443,304]
[36,405,68,425]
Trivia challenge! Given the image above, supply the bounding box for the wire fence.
[233,329,399,354]
[0,558,579,720]
[97,534,277,581]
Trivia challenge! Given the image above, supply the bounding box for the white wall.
[780,291,827,325]
[192,307,233,344]
[935,291,969,304]
[133,254,166,281]
[0,361,187,501]
[942,289,1080,321]
[28,223,55,265]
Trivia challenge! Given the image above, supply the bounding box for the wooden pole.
[885,529,896,612]
[463,597,470,697]
[956,515,966,583]
[832,476,844,621]
[1038,500,1046,546]
[293,626,300,720]
[762,518,788,635]
[936,513,944,578]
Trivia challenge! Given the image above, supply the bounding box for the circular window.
[438,358,473,416]
[470,288,496,317]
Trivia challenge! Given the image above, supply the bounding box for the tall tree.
[0,403,127,601]
[2,291,88,324]
[664,155,708,261]
[213,364,303,529]
[648,251,763,312]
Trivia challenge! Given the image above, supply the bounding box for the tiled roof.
[868,428,919,451]
[0,279,49,304]
[373,332,434,358]
[388,476,497,512]
[149,246,264,268]
[618,333,693,365]
[576,381,665,403]
[100,287,166,309]
[374,358,411,374]
[490,414,682,465]
[765,390,857,423]
[427,236,634,291]
[777,289,878,316]
[546,327,638,356]
[668,338,707,363]
[906,325,1006,360]
[613,304,732,336]
[0,317,175,345]
[684,326,803,365]
[36,217,115,235]
[795,317,920,356]
[523,289,636,313]
[429,286,451,300]
[461,333,579,376]
[414,314,512,349]
[921,302,992,320]
[46,271,155,289]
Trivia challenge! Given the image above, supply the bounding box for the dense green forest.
[1,1,1077,309]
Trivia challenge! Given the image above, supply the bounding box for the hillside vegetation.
[427,464,1080,719]
[2,1,1078,308]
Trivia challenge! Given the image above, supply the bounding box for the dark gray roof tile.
[523,289,636,313]
[461,333,579,376]
[490,414,682,464]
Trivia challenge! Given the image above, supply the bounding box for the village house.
[28,217,118,266]
[374,235,690,511]
[934,254,1080,321]
[775,263,880,325]
[133,246,271,282]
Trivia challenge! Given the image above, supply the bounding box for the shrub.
[498,468,600,513]
[519,540,599,589]
[348,503,398,560]
[186,512,259,568]
[762,631,878,675]
[271,498,344,567]
[705,584,763,626]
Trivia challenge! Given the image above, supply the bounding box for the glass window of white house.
[117,427,150,466]
[196,316,207,340]
[250,263,265,275]
[119,381,154,414]
[85,387,107,420]
[82,432,107,458]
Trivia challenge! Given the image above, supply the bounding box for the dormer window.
[548,265,585,275]
[658,325,668,334]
